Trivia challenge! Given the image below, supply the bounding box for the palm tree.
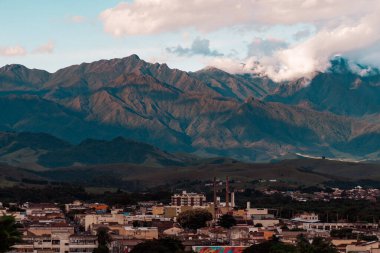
[0,216,22,253]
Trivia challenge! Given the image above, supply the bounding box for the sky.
[1,0,380,81]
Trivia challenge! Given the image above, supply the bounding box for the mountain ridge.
[0,55,379,162]
[0,131,188,169]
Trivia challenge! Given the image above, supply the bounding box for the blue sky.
[1,0,379,81]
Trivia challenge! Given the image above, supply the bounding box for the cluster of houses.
[264,186,380,202]
[1,189,380,253]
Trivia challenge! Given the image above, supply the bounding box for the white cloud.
[0,46,27,57]
[209,11,380,81]
[250,12,380,81]
[166,37,223,57]
[206,57,246,74]
[100,0,375,36]
[0,41,55,58]
[100,0,380,81]
[33,41,55,54]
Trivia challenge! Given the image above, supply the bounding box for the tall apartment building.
[171,191,206,206]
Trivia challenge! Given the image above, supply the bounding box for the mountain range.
[1,55,380,162]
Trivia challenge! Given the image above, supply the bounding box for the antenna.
[226,176,230,210]
[213,177,218,220]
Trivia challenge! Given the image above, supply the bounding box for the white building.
[292,212,319,223]
[12,233,97,253]
[171,191,206,206]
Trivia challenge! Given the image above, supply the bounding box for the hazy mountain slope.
[0,132,187,168]
[35,158,380,189]
[0,94,130,143]
[185,98,371,161]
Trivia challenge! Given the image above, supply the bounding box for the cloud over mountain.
[100,0,380,81]
[166,37,223,57]
[252,11,380,81]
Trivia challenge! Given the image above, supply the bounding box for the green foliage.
[310,237,338,253]
[330,228,378,242]
[360,234,378,242]
[0,186,171,205]
[296,234,338,253]
[96,227,111,246]
[0,216,22,253]
[93,227,111,253]
[243,240,297,253]
[330,228,353,239]
[177,209,212,230]
[296,234,315,253]
[235,190,380,223]
[218,214,237,229]
[130,238,185,253]
[244,236,338,253]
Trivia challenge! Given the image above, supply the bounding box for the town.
[1,178,380,253]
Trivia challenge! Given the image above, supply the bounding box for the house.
[12,233,97,253]
[253,218,279,228]
[292,212,319,223]
[346,241,380,253]
[119,226,159,240]
[163,227,184,236]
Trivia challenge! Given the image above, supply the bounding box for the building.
[163,205,215,219]
[292,212,319,223]
[346,241,380,253]
[65,201,88,213]
[119,226,158,240]
[253,218,279,228]
[84,213,125,231]
[25,203,61,216]
[68,235,98,253]
[12,233,97,253]
[303,222,378,232]
[26,223,75,236]
[151,205,164,216]
[171,191,206,206]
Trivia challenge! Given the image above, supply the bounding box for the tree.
[296,235,338,253]
[311,237,338,253]
[93,227,111,253]
[330,228,353,239]
[130,238,185,253]
[177,209,212,230]
[218,214,237,229]
[243,240,297,253]
[244,236,338,253]
[0,216,22,253]
[296,234,314,253]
